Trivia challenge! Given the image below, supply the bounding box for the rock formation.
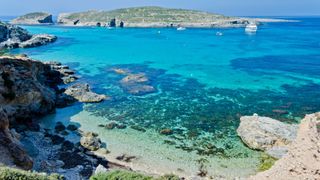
[0,56,60,170]
[0,55,107,170]
[19,34,57,48]
[11,12,53,25]
[237,114,298,158]
[64,83,108,103]
[250,113,320,179]
[80,132,102,151]
[0,21,56,49]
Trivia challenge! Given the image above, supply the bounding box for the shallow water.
[11,17,320,178]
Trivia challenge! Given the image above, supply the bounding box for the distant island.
[12,6,291,28]
[11,12,53,25]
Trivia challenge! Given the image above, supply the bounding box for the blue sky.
[0,0,319,16]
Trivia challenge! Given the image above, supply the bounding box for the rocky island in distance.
[10,12,54,25]
[12,6,292,28]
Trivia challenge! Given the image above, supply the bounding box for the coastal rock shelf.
[0,21,57,49]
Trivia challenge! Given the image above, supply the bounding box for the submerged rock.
[64,83,108,103]
[11,12,53,25]
[159,128,174,135]
[80,132,102,151]
[120,73,156,95]
[237,114,298,158]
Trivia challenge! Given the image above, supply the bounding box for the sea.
[5,16,320,178]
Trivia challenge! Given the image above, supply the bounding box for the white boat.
[245,23,258,33]
[216,32,223,36]
[177,27,186,31]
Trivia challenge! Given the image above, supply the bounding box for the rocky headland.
[11,12,53,25]
[57,6,291,28]
[0,55,110,179]
[0,21,56,49]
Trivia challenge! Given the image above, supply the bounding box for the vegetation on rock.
[90,170,179,180]
[0,166,63,180]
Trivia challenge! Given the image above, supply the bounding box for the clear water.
[11,17,320,178]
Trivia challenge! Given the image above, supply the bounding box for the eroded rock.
[250,113,320,179]
[237,114,298,158]
[80,132,101,151]
[19,34,57,48]
[64,83,108,103]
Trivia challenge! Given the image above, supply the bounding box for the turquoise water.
[12,17,320,177]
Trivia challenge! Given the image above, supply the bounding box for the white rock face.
[237,115,298,158]
[250,113,320,180]
[94,164,108,175]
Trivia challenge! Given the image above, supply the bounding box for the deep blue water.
[6,17,320,176]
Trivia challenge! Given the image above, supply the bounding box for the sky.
[0,0,319,16]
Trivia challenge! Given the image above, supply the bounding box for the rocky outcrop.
[0,21,56,49]
[64,83,108,103]
[11,12,53,25]
[0,56,64,169]
[250,113,320,179]
[19,34,57,48]
[45,61,78,84]
[237,114,298,158]
[0,55,107,170]
[80,132,102,151]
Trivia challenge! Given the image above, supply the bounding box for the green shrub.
[0,166,63,180]
[90,170,180,180]
[258,154,277,171]
[90,170,152,180]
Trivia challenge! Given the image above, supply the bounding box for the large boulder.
[64,83,107,103]
[11,12,53,25]
[237,114,298,158]
[80,132,101,151]
[250,113,320,179]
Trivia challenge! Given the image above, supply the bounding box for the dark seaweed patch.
[231,54,320,77]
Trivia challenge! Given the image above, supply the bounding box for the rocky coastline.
[0,55,111,179]
[0,21,57,49]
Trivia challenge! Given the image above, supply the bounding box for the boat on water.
[216,32,223,36]
[177,27,186,31]
[245,23,258,33]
